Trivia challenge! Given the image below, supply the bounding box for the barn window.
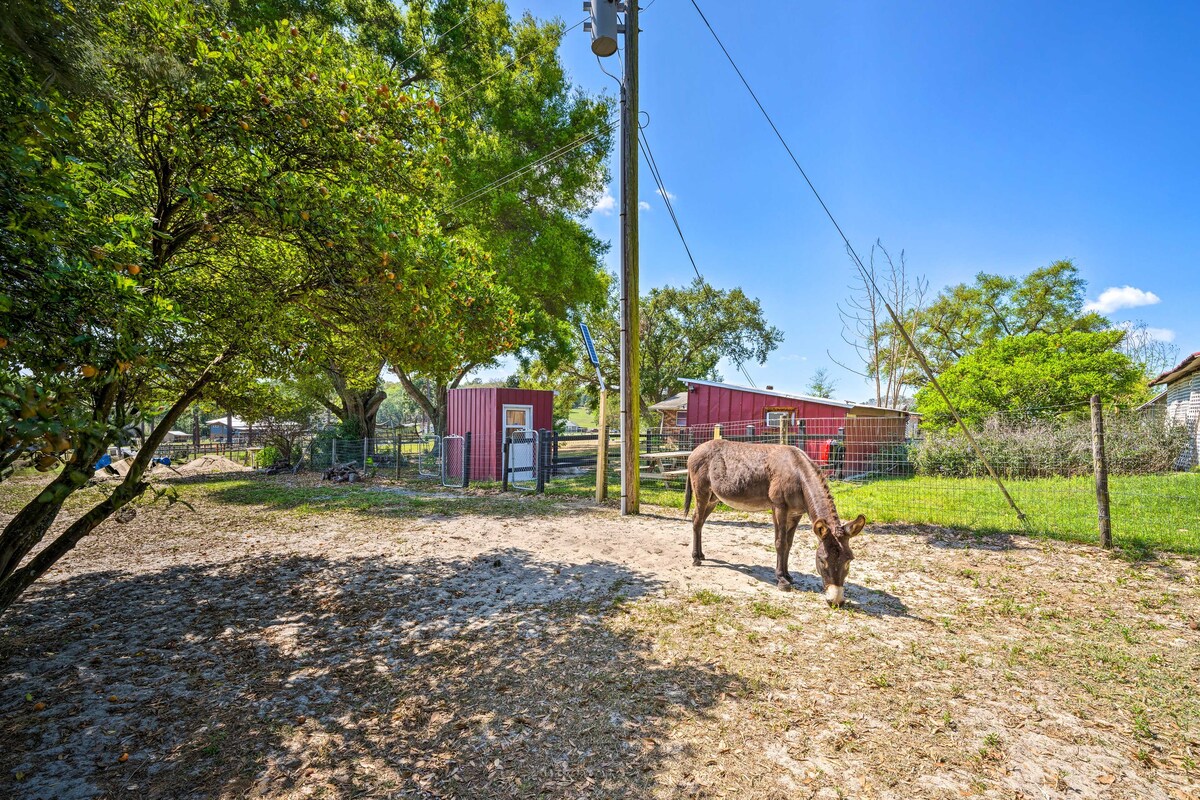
[765,410,791,428]
[676,412,687,427]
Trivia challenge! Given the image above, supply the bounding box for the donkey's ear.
[813,519,831,539]
[845,514,867,538]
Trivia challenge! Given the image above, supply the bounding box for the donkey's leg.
[692,487,716,566]
[780,515,800,585]
[772,507,793,590]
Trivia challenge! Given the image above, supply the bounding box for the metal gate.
[441,434,464,487]
[506,429,538,491]
[417,435,442,478]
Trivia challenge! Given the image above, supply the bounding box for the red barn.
[447,387,555,482]
[678,378,915,477]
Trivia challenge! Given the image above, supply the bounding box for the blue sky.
[477,1,1200,399]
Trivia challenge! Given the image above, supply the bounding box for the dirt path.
[2,475,1198,799]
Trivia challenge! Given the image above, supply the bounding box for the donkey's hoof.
[692,558,703,567]
[776,580,794,592]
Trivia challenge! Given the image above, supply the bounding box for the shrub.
[913,412,1190,479]
[255,445,282,469]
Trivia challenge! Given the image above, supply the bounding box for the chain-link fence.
[504,430,539,491]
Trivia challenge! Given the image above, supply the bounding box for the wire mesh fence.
[504,430,539,491]
[541,407,1199,553]
[441,435,465,487]
[141,404,1197,553]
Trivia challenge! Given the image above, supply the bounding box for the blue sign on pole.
[579,322,600,366]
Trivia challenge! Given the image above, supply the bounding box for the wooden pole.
[1091,395,1112,548]
[596,388,609,502]
[618,0,640,515]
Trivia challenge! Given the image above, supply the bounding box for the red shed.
[679,378,914,475]
[447,387,555,482]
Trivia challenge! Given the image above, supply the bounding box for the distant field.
[567,406,599,429]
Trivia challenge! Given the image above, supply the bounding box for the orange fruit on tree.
[127,265,140,275]
[81,364,99,378]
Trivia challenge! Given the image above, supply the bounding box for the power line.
[637,130,702,282]
[443,17,588,106]
[447,112,619,210]
[638,128,756,386]
[392,9,476,74]
[687,0,1027,524]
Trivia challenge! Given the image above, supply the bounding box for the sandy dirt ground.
[1,473,1198,799]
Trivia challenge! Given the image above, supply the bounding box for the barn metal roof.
[678,378,915,415]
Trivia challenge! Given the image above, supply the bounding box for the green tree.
[805,368,837,399]
[525,278,782,416]
[914,331,1145,430]
[916,260,1109,379]
[0,0,464,614]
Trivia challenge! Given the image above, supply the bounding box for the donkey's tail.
[683,472,693,518]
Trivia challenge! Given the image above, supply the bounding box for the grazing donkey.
[684,439,866,605]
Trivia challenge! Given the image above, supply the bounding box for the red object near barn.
[447,387,555,482]
[675,379,916,477]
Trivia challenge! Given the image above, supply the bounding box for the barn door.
[503,405,536,483]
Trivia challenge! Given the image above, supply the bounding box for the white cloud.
[1084,285,1161,314]
[638,200,650,211]
[592,188,615,215]
[656,187,676,201]
[1146,327,1176,342]
[1117,321,1175,343]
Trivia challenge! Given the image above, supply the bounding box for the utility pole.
[586,0,639,514]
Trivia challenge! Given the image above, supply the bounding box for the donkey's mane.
[793,449,839,525]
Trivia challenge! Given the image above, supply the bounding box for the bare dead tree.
[831,240,928,408]
[1116,320,1180,383]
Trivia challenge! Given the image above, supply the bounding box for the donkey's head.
[813,514,867,606]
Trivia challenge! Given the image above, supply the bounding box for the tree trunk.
[325,365,386,439]
[393,368,458,438]
[0,352,229,618]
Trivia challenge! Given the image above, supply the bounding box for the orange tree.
[289,1,613,436]
[0,0,490,613]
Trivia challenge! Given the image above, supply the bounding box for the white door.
[503,404,535,481]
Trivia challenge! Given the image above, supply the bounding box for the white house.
[1149,351,1200,469]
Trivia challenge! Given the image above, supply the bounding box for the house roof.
[1150,352,1200,386]
[649,391,689,412]
[1136,391,1168,411]
[678,378,916,415]
[205,416,249,429]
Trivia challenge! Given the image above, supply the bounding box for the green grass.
[544,470,1200,556]
[567,406,599,429]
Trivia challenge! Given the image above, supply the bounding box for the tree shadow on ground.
[0,550,744,799]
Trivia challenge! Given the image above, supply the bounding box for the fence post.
[395,430,401,479]
[501,434,511,492]
[596,388,608,502]
[536,429,547,494]
[331,438,337,465]
[461,432,472,488]
[1091,395,1113,549]
[552,430,559,479]
[714,424,722,440]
